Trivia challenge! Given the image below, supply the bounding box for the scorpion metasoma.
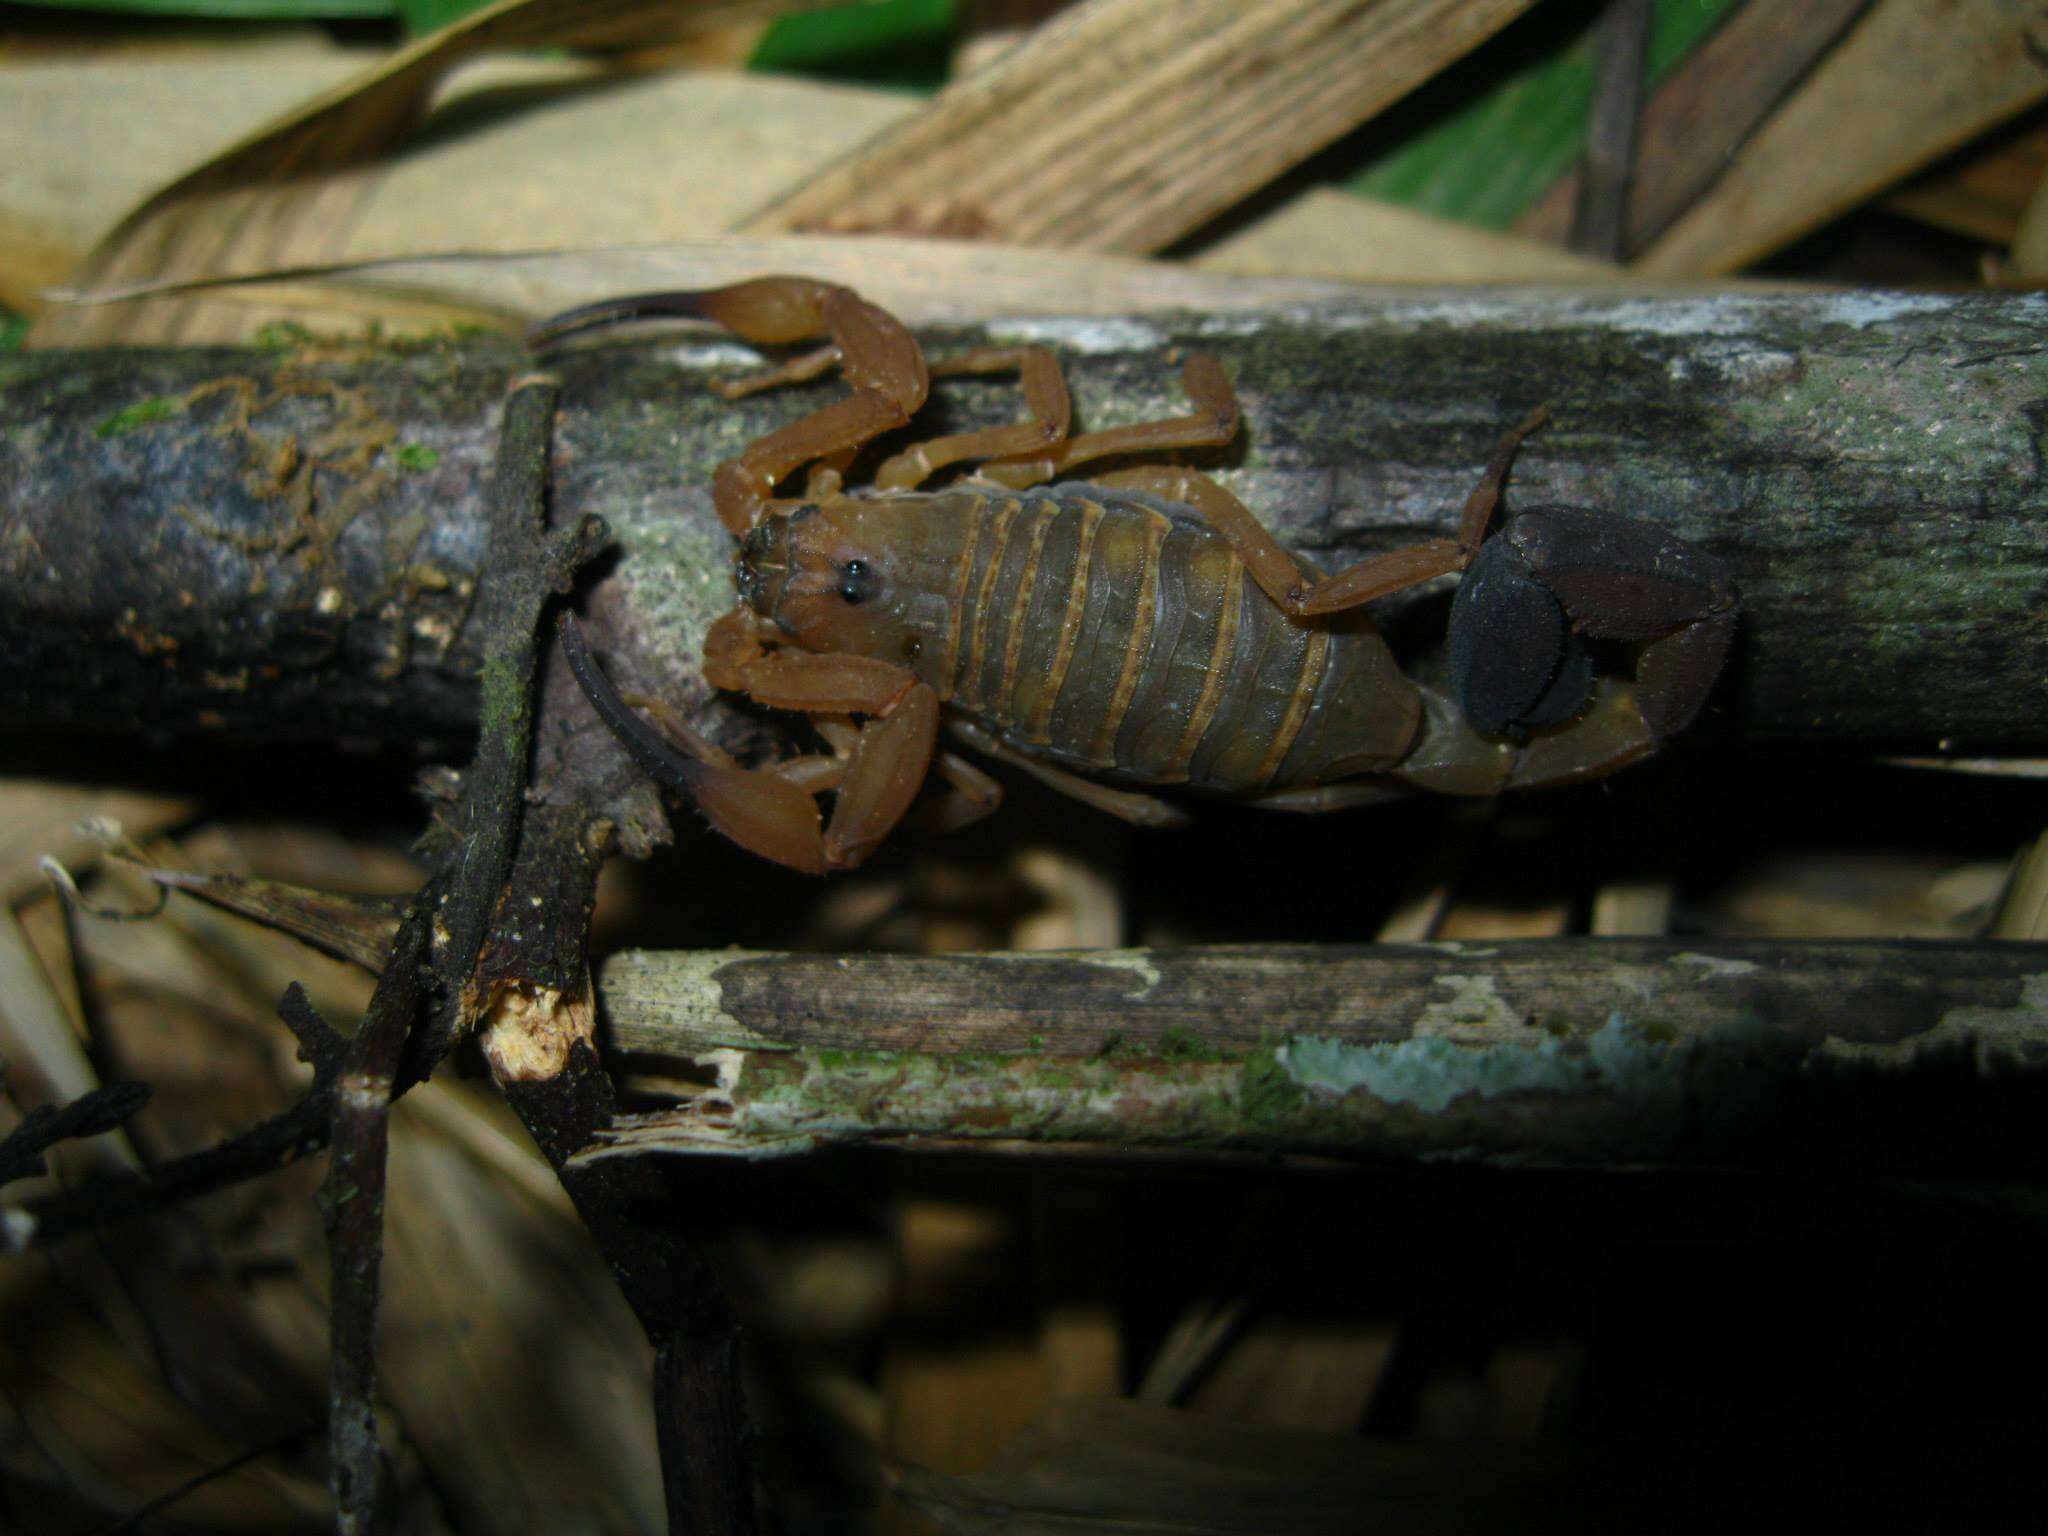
[536,278,1739,876]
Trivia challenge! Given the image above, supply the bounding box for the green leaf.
[397,0,491,34]
[749,0,957,94]
[1345,0,1744,230]
[11,0,396,16]
[0,314,24,353]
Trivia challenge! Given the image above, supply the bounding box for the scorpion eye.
[837,559,875,606]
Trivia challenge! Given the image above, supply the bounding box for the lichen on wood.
[593,941,2048,1171]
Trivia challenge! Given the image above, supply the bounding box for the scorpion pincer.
[535,278,1739,876]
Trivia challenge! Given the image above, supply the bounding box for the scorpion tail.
[526,277,853,351]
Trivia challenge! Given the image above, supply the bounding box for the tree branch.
[593,940,2048,1173]
[5,290,2047,755]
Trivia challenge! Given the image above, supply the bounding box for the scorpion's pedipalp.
[1392,679,1656,797]
[824,682,940,868]
[533,277,931,535]
[1494,506,1741,741]
[1636,605,1740,740]
[563,613,940,875]
[526,291,716,349]
[1445,536,1574,739]
[561,613,826,870]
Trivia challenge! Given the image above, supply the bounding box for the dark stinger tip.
[525,291,713,352]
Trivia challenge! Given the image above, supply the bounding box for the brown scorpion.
[535,278,1739,876]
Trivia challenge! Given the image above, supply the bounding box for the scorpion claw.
[1447,505,1739,744]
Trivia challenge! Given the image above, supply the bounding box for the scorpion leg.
[919,751,1006,835]
[976,355,1241,490]
[874,347,1074,489]
[948,720,1192,828]
[531,276,930,534]
[1092,410,1548,619]
[561,613,939,874]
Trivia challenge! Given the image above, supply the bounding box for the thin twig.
[93,1425,316,1536]
[0,1081,151,1190]
[403,375,608,1090]
[10,984,344,1251]
[318,912,431,1535]
[1572,0,1651,260]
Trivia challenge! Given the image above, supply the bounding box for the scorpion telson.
[536,277,1739,876]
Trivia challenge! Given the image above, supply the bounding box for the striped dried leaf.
[38,0,837,345]
[1636,0,2048,275]
[742,0,1544,253]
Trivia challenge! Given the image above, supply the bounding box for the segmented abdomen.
[934,487,1418,792]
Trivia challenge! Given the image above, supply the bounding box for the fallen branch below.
[596,940,2048,1172]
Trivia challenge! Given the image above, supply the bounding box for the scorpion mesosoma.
[536,278,1739,876]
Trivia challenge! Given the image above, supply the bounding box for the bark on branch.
[594,940,2048,1173]
[3,288,2046,756]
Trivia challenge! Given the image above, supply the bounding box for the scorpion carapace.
[536,277,1740,875]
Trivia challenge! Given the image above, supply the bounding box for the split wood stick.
[592,939,2048,1170]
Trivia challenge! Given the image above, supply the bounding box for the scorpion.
[535,278,1739,876]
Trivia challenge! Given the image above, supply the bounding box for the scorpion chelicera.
[535,278,1739,876]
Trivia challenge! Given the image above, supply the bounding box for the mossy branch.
[4,289,2046,756]
[593,940,2048,1172]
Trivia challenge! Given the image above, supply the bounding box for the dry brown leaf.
[1636,0,2048,275]
[1193,191,1616,283]
[894,1397,1635,1535]
[1992,831,2048,937]
[0,1292,327,1532]
[1518,0,1873,255]
[0,779,197,908]
[1185,1315,1393,1432]
[2010,152,2048,272]
[373,1108,662,1532]
[1886,112,2048,244]
[743,0,1544,254]
[1702,850,2014,939]
[39,0,836,345]
[55,234,1359,335]
[0,42,373,310]
[349,71,912,263]
[112,861,402,974]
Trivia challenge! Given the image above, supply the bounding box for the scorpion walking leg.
[948,720,1191,829]
[1092,409,1549,620]
[874,347,1074,489]
[1241,783,1414,813]
[531,276,930,534]
[921,751,1006,834]
[976,355,1240,490]
[561,614,939,874]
